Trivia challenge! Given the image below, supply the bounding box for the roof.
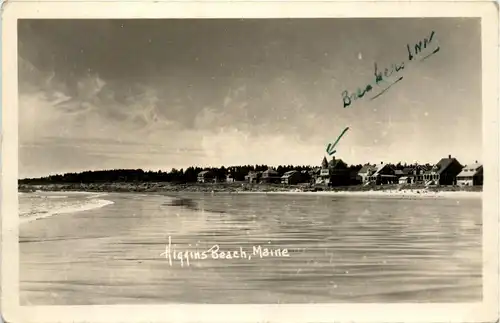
[457,163,483,178]
[198,170,211,176]
[432,157,462,175]
[283,170,298,176]
[310,168,321,175]
[402,167,414,175]
[358,164,374,174]
[372,163,392,177]
[263,168,279,175]
[328,158,347,169]
[394,170,404,176]
[321,157,329,168]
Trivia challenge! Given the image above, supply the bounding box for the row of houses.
[244,168,311,185]
[358,155,483,186]
[198,168,312,185]
[196,155,484,187]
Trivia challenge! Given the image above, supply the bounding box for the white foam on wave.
[56,191,109,196]
[19,197,114,224]
[85,193,109,199]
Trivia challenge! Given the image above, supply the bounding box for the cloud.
[17,19,482,178]
[16,53,353,178]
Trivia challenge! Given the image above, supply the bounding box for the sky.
[17,18,482,179]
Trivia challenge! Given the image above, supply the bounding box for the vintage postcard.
[1,1,499,323]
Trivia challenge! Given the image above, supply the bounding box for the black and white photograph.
[2,1,499,322]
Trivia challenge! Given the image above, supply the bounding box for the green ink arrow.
[326,126,350,156]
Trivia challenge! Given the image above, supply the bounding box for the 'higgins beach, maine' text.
[160,236,291,267]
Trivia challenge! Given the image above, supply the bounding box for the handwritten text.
[342,30,440,108]
[160,236,291,267]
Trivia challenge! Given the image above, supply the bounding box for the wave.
[19,193,114,224]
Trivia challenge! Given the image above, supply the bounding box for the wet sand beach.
[20,191,482,305]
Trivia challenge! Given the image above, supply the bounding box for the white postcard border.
[2,1,498,323]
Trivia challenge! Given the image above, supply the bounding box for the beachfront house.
[301,170,312,184]
[398,175,415,184]
[281,170,301,185]
[261,168,281,184]
[367,163,397,185]
[349,169,362,185]
[309,168,321,184]
[357,164,376,184]
[197,170,215,183]
[245,171,262,184]
[315,157,330,185]
[411,165,429,184]
[423,155,463,186]
[397,167,425,185]
[394,169,404,178]
[316,156,350,186]
[456,162,483,186]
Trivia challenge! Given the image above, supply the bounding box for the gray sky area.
[18,18,481,178]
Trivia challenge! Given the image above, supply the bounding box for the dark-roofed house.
[316,157,350,186]
[402,167,414,175]
[457,162,483,186]
[413,165,430,184]
[423,155,463,186]
[349,168,362,185]
[367,163,397,185]
[197,170,214,183]
[321,156,329,169]
[397,166,424,184]
[394,169,405,178]
[357,164,376,184]
[281,170,301,185]
[261,168,281,184]
[245,171,262,184]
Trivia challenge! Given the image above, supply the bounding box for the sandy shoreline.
[18,183,482,199]
[20,188,482,199]
[236,189,482,199]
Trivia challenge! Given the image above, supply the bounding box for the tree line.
[18,162,429,185]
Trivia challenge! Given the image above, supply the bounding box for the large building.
[357,164,376,184]
[456,162,483,186]
[197,170,215,183]
[423,155,463,186]
[260,168,281,184]
[245,171,262,184]
[281,170,302,185]
[367,163,398,185]
[315,156,350,186]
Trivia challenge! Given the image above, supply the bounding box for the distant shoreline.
[18,182,482,198]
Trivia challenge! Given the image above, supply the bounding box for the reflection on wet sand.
[20,192,482,305]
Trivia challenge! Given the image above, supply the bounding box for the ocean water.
[19,191,114,223]
[19,191,482,305]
